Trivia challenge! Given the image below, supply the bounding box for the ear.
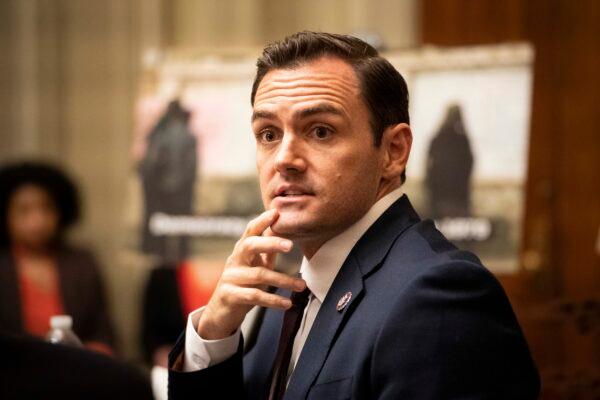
[380,123,412,180]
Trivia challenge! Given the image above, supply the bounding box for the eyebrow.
[251,104,345,123]
[297,104,344,119]
[251,110,276,123]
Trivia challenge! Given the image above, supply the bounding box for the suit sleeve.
[168,331,245,399]
[371,259,540,399]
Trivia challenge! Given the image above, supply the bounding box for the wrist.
[197,312,235,340]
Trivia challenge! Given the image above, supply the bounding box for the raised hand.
[197,209,306,340]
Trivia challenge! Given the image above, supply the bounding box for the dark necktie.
[268,287,311,400]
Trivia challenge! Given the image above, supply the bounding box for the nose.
[274,133,306,175]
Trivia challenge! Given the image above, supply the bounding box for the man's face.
[252,57,386,252]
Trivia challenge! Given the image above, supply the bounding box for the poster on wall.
[390,44,534,274]
[130,43,533,276]
[131,56,303,275]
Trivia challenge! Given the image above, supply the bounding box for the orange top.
[176,261,218,317]
[14,248,65,338]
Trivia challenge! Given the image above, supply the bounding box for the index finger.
[243,208,278,239]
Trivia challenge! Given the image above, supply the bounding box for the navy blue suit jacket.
[169,196,539,399]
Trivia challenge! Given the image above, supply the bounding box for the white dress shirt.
[182,187,404,373]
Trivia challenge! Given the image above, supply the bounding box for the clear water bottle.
[46,315,83,348]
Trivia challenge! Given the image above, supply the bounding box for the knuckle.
[220,284,235,306]
[254,268,266,282]
[274,274,288,287]
[225,255,237,267]
[244,289,259,303]
[232,239,242,251]
[244,238,256,253]
[221,268,235,282]
[220,290,231,306]
[245,219,258,234]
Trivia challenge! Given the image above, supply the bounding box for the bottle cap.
[50,315,73,329]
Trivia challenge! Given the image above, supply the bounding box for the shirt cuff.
[182,307,241,372]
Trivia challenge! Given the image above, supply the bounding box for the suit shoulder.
[376,219,519,333]
[380,219,496,288]
[393,219,481,262]
[370,246,539,397]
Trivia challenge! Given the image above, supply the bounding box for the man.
[168,31,539,399]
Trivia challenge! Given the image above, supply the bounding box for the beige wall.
[0,0,418,361]
[168,0,419,50]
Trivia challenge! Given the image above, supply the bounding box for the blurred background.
[0,0,598,398]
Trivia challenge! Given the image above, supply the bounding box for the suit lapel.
[284,256,363,399]
[284,195,421,398]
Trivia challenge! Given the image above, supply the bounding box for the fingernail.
[280,240,292,251]
[282,299,292,308]
[295,280,306,291]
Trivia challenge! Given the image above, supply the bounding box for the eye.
[258,129,279,143]
[312,126,331,140]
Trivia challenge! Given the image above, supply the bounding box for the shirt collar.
[299,187,404,303]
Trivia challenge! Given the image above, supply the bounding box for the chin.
[270,219,300,239]
[270,214,317,240]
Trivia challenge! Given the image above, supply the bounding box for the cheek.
[257,165,273,206]
[338,151,380,190]
[336,148,373,177]
[43,213,59,232]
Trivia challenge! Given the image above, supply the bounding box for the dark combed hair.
[251,31,410,181]
[0,161,80,247]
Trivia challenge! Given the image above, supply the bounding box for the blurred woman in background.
[0,162,114,354]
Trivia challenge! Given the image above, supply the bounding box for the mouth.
[273,185,315,206]
[273,185,315,200]
[277,191,310,197]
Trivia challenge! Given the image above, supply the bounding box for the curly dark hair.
[0,161,80,248]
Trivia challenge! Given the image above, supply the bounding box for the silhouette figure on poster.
[425,104,474,219]
[139,100,197,262]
